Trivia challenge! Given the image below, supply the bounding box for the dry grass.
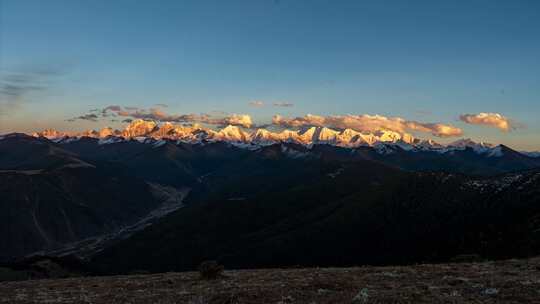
[1,257,540,303]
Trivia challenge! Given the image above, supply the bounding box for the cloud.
[0,75,43,97]
[459,112,517,132]
[67,113,99,122]
[272,114,463,138]
[117,108,173,121]
[155,103,168,108]
[104,105,122,112]
[406,122,464,137]
[76,105,254,128]
[249,100,265,107]
[273,102,294,107]
[0,66,65,115]
[221,114,253,128]
[98,105,123,117]
[248,100,294,107]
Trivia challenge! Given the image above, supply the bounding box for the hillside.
[92,168,540,273]
[32,120,540,176]
[2,133,540,271]
[0,135,189,261]
[1,257,539,303]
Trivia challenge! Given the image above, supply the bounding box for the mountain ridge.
[15,119,537,156]
[2,125,540,271]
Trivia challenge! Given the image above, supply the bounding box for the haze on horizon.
[0,0,539,150]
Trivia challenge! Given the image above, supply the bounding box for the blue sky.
[0,0,539,150]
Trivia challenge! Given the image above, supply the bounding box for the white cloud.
[273,102,294,107]
[248,100,265,107]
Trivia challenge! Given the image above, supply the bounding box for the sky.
[0,0,539,150]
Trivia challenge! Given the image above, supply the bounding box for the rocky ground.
[1,257,539,303]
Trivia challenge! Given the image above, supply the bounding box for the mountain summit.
[23,119,533,157]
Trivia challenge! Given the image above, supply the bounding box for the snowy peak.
[375,130,415,144]
[251,128,282,144]
[122,119,158,137]
[297,127,317,143]
[338,128,373,146]
[448,138,494,149]
[448,138,498,154]
[211,125,249,142]
[377,130,402,143]
[316,127,340,142]
[26,122,533,158]
[32,129,70,140]
[30,123,403,149]
[338,128,361,142]
[99,127,116,138]
[416,139,444,151]
[522,151,540,158]
[149,122,191,138]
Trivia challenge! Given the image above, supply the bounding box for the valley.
[3,2,540,302]
[1,123,540,275]
[27,186,190,260]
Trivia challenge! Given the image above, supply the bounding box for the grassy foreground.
[1,257,539,304]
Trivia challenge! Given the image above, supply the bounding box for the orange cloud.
[222,114,253,128]
[459,113,516,132]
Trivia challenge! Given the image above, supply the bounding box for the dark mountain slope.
[60,140,252,187]
[0,134,88,170]
[87,159,400,272]
[108,142,197,187]
[59,139,540,177]
[92,167,540,274]
[0,165,167,261]
[0,134,190,261]
[58,137,150,162]
[57,137,540,182]
[3,135,540,270]
[351,145,540,175]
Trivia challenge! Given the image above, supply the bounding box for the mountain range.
[25,119,540,177]
[1,120,540,273]
[31,119,538,156]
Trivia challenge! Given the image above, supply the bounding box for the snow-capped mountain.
[522,151,540,158]
[24,119,537,158]
[122,120,158,137]
[4,126,540,269]
[32,119,422,148]
[210,125,250,142]
[447,138,495,152]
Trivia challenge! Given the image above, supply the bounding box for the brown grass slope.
[1,257,539,304]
